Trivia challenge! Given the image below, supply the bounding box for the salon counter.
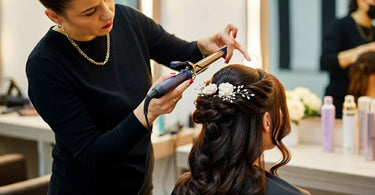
[0,113,198,176]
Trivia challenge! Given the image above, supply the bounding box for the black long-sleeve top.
[320,15,374,118]
[26,5,202,195]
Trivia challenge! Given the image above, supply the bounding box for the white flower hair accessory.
[218,82,234,97]
[201,83,217,95]
[199,82,255,103]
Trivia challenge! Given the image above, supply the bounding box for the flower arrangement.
[286,87,322,125]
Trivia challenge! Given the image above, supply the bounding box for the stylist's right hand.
[133,72,193,128]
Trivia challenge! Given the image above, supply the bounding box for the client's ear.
[262,112,271,133]
[45,9,62,25]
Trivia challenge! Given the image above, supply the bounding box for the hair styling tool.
[143,47,227,129]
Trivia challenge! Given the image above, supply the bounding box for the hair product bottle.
[366,100,375,161]
[358,96,372,155]
[342,95,357,154]
[157,115,166,136]
[321,96,335,153]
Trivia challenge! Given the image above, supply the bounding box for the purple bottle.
[321,96,335,153]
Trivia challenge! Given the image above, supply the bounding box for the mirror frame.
[246,0,269,71]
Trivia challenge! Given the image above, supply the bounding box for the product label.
[343,109,355,116]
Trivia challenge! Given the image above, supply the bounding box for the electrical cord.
[137,95,154,195]
[144,94,180,195]
[143,95,154,131]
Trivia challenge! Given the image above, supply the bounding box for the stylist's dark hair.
[349,0,358,14]
[174,65,291,195]
[39,0,73,15]
[349,52,375,101]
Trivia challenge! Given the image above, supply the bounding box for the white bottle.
[342,95,357,154]
[321,96,335,153]
[358,96,372,155]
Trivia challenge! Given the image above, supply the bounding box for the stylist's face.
[60,0,115,41]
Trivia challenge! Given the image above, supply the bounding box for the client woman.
[173,65,309,194]
[349,51,375,101]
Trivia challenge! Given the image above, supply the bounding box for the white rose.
[287,99,305,121]
[286,90,300,102]
[294,87,311,100]
[201,83,217,95]
[218,82,234,97]
[309,93,322,111]
[302,94,313,108]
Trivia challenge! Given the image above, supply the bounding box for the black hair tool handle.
[146,70,192,99]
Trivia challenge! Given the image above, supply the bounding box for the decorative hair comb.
[199,82,255,103]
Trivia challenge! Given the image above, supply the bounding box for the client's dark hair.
[174,65,291,194]
[39,0,74,15]
[349,52,375,101]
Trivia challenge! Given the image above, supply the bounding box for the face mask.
[367,5,375,19]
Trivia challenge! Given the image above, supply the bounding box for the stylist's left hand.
[197,23,251,63]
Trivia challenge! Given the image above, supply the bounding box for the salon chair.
[0,153,50,195]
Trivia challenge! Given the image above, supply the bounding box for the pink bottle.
[366,100,375,161]
[358,96,372,155]
[321,96,335,153]
[366,112,375,161]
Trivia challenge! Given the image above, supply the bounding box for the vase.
[283,122,299,147]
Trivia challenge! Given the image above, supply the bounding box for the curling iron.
[143,47,227,129]
[146,47,227,99]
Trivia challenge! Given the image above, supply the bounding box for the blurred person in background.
[348,51,375,101]
[321,0,375,118]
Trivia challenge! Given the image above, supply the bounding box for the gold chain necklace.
[61,26,110,66]
[355,22,374,42]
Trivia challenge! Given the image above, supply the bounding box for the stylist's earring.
[57,24,62,28]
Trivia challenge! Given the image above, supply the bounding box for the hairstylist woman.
[26,0,250,194]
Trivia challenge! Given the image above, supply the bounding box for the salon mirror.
[268,0,350,98]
